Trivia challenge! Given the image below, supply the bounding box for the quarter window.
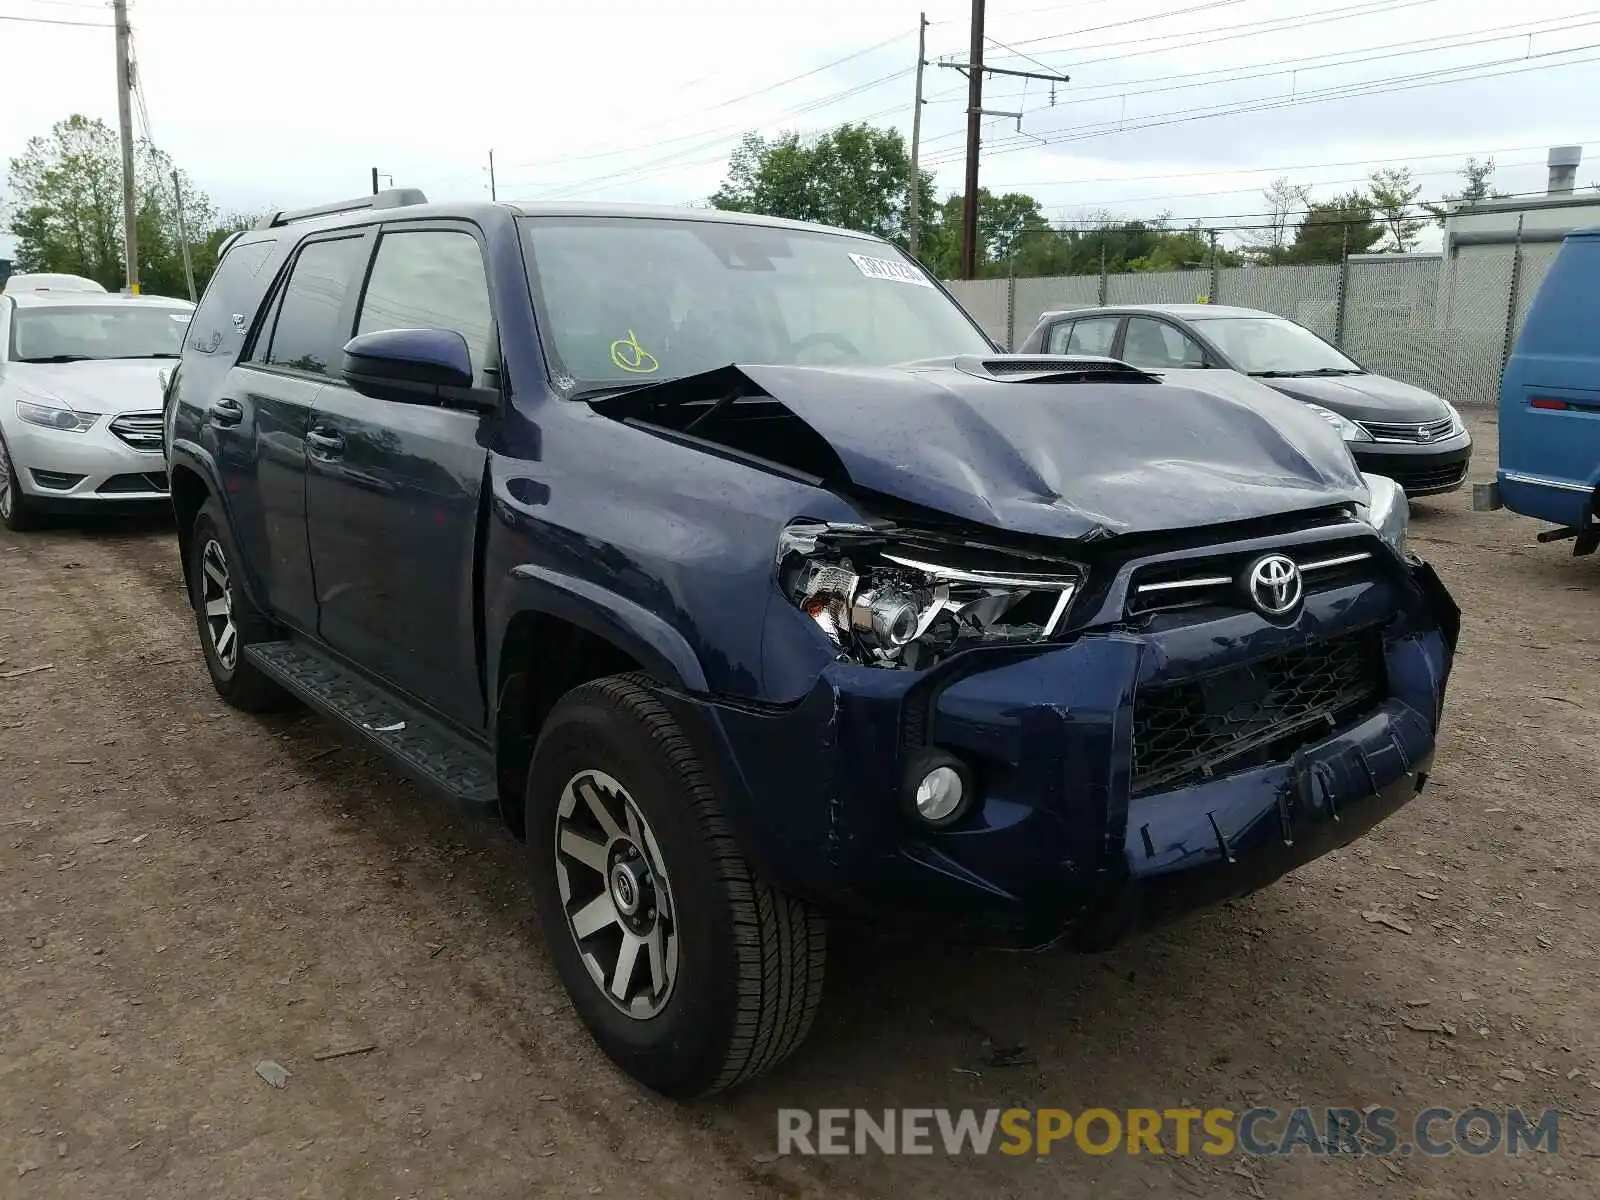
[262,236,367,375]
[356,230,495,386]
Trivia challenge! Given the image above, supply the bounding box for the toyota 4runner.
[163,188,1459,1096]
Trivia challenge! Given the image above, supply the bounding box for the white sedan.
[0,275,192,530]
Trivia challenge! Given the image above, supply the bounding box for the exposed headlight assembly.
[1303,402,1372,443]
[16,399,100,433]
[778,521,1084,669]
[1359,472,1409,555]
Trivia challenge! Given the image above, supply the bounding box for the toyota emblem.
[1246,554,1303,616]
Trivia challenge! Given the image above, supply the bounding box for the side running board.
[244,639,498,809]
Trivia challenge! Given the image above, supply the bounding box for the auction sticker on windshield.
[848,253,935,288]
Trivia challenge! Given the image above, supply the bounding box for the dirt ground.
[2,411,1597,1200]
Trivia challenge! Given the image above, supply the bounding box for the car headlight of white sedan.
[16,398,101,433]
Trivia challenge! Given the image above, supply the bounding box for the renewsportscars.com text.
[776,1106,1559,1158]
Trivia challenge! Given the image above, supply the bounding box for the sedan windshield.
[9,305,192,362]
[518,216,992,392]
[1190,315,1361,376]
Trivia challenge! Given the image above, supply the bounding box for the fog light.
[901,751,973,829]
[916,766,963,822]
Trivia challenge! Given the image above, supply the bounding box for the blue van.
[1476,226,1600,553]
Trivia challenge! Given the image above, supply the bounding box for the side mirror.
[341,327,474,398]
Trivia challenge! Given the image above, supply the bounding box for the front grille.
[1130,627,1385,796]
[1357,417,1455,444]
[96,471,169,495]
[30,469,85,491]
[1127,540,1375,617]
[109,412,164,452]
[1378,459,1469,494]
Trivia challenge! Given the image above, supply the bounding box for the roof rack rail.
[254,187,428,230]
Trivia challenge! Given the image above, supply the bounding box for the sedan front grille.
[109,412,164,452]
[1357,417,1455,443]
[1130,627,1385,796]
[96,471,169,495]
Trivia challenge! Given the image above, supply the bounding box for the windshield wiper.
[16,354,94,363]
[1249,368,1361,378]
[114,352,181,360]
[568,381,675,402]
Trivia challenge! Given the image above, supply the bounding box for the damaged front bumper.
[661,555,1458,951]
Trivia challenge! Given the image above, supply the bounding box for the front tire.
[189,498,289,712]
[527,675,826,1097]
[0,431,40,532]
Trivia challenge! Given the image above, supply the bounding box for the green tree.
[710,123,931,245]
[1287,191,1384,263]
[1367,166,1424,253]
[1422,156,1509,225]
[6,113,232,297]
[919,189,1070,278]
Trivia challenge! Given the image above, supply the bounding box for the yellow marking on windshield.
[610,330,660,374]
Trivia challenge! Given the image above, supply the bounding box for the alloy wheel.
[0,440,13,520]
[199,538,239,670]
[554,769,680,1019]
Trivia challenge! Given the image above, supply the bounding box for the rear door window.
[262,236,368,375]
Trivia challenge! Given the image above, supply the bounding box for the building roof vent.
[1548,146,1582,196]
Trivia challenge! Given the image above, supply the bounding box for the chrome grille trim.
[109,412,164,452]
[1356,417,1455,444]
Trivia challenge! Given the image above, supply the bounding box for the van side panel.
[1496,233,1600,527]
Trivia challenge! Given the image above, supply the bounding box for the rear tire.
[189,498,289,713]
[0,431,40,532]
[526,674,826,1097]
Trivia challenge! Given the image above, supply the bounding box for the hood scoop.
[948,353,1159,385]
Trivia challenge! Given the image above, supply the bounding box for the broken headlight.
[777,521,1084,669]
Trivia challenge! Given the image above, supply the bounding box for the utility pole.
[960,0,986,280]
[908,13,928,261]
[489,149,498,201]
[371,166,380,196]
[113,0,138,294]
[940,5,1067,279]
[172,170,197,302]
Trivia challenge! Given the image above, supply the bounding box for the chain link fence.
[945,243,1559,406]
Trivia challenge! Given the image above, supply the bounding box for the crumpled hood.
[6,359,170,416]
[1257,371,1450,423]
[594,357,1369,541]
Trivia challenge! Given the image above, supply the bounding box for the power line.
[995,0,1439,59]
[925,42,1600,165]
[0,12,112,26]
[915,12,1600,156]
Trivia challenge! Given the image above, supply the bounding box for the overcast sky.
[3,0,1599,260]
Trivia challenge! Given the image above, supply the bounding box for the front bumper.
[1351,432,1472,498]
[3,416,169,504]
[668,554,1457,951]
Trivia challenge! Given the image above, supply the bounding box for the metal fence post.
[1207,229,1219,304]
[1005,257,1017,351]
[1499,215,1525,372]
[1333,228,1351,348]
[1098,243,1108,306]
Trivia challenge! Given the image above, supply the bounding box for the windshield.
[1190,315,1360,375]
[8,304,192,363]
[518,216,991,391]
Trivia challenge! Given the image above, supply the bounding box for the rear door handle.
[305,428,345,457]
[208,398,244,427]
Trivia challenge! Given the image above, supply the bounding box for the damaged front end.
[776,520,1084,670]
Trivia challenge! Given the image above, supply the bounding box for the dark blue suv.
[163,189,1459,1096]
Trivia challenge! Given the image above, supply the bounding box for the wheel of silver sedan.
[0,439,14,520]
[199,538,238,671]
[554,768,680,1019]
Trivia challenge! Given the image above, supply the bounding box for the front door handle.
[208,397,244,427]
[305,428,345,457]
